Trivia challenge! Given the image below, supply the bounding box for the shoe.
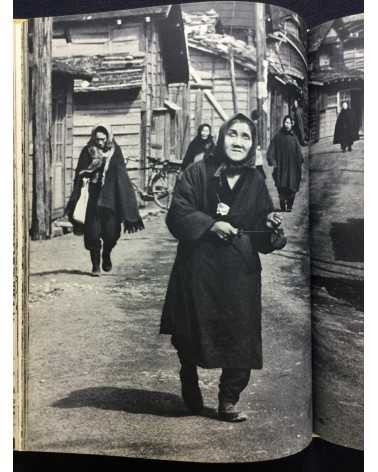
[180,368,204,414]
[90,249,101,276]
[92,266,101,277]
[102,252,112,272]
[218,402,248,422]
[279,200,287,212]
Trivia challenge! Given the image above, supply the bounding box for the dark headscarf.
[87,124,114,152]
[182,123,214,169]
[211,113,257,172]
[281,115,295,135]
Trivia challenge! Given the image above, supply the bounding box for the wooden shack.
[183,6,307,143]
[52,5,189,192]
[28,57,92,233]
[308,14,364,142]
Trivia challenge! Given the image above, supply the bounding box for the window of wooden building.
[51,95,67,217]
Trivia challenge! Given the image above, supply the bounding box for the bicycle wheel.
[151,169,179,210]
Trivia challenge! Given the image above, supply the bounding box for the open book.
[13,1,364,463]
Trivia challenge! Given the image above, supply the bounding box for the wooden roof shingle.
[55,54,145,92]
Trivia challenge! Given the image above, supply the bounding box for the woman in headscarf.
[290,98,307,146]
[160,113,286,422]
[182,123,215,170]
[267,115,304,212]
[66,125,144,275]
[333,101,359,152]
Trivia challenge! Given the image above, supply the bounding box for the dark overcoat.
[333,109,359,146]
[160,157,278,369]
[182,136,215,170]
[65,142,144,234]
[267,128,304,193]
[291,106,306,146]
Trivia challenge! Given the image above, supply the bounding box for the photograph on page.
[16,1,314,462]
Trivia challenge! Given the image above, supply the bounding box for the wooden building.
[52,5,189,193]
[308,14,364,142]
[28,57,92,233]
[182,4,307,144]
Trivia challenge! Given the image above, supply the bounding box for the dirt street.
[310,138,364,450]
[26,162,312,463]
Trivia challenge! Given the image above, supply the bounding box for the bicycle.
[128,156,182,210]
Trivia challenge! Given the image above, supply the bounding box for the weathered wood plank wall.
[189,48,253,140]
[30,17,53,239]
[72,90,142,172]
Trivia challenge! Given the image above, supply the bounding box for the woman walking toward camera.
[160,113,286,422]
[267,115,304,212]
[66,125,144,275]
[182,123,215,170]
[333,101,358,152]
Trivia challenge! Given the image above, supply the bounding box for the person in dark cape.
[160,113,287,422]
[333,101,359,152]
[290,99,307,146]
[267,115,304,212]
[182,123,215,170]
[65,125,144,275]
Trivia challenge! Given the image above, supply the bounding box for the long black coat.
[160,157,278,369]
[65,143,143,233]
[333,109,359,146]
[182,136,215,170]
[291,106,306,146]
[267,128,304,193]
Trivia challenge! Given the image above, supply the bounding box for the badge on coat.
[216,202,231,216]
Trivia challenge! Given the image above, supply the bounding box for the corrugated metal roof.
[53,6,172,24]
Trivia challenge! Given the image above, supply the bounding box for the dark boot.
[279,199,287,212]
[102,250,112,272]
[287,195,295,212]
[179,365,203,414]
[218,401,248,422]
[90,249,101,276]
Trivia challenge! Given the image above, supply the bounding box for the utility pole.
[30,17,53,239]
[229,48,239,114]
[255,2,268,149]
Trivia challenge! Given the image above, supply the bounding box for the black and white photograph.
[308,13,364,450]
[21,1,314,462]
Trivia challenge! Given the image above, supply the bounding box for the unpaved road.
[26,162,312,463]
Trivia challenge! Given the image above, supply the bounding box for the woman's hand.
[266,212,282,230]
[210,221,239,240]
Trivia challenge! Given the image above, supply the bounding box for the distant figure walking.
[182,123,215,170]
[267,115,304,212]
[291,99,307,146]
[333,101,359,152]
[66,125,144,275]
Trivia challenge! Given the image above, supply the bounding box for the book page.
[308,14,364,450]
[18,1,312,462]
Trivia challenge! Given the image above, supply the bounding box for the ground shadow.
[312,274,364,312]
[330,219,364,263]
[31,269,92,277]
[52,386,215,418]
